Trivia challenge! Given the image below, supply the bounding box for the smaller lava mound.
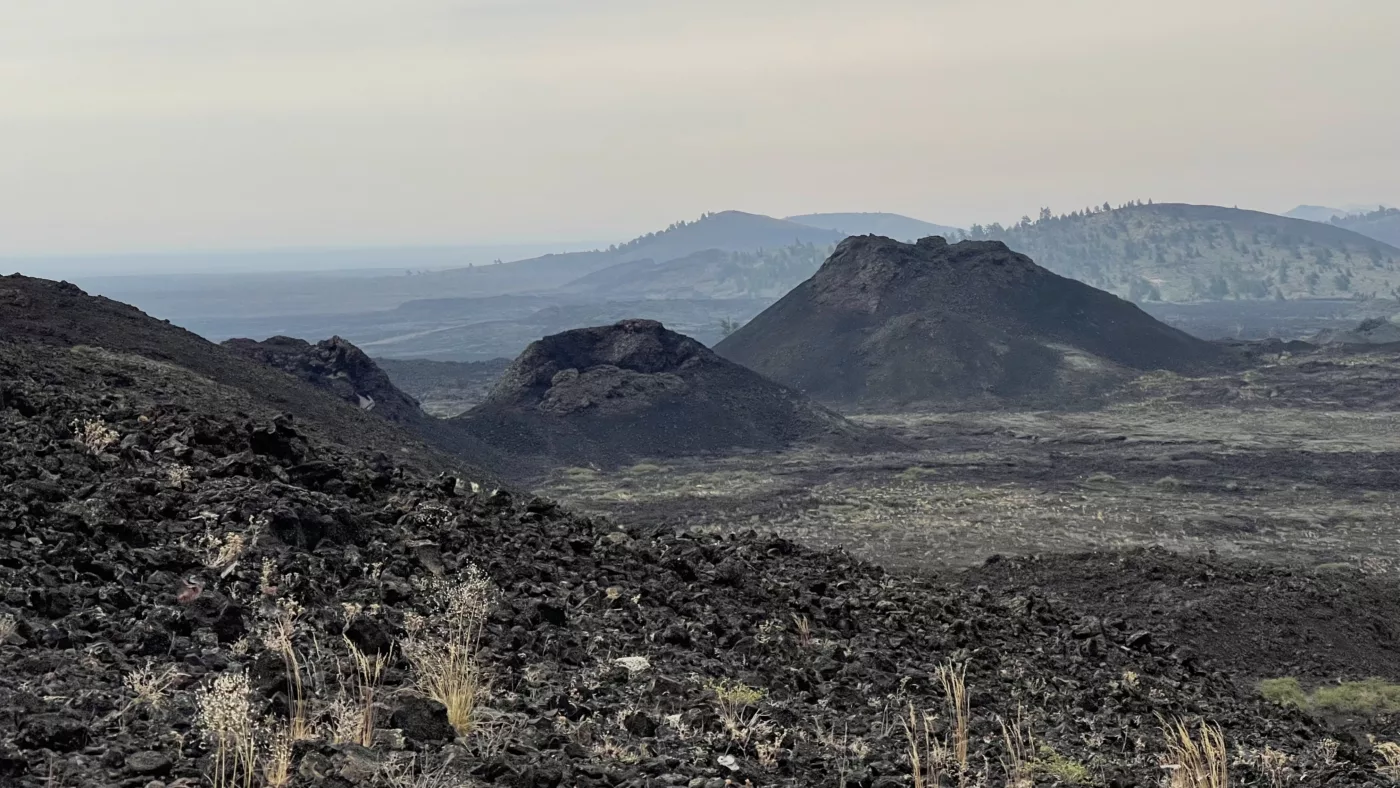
[716,236,1229,410]
[222,335,424,424]
[455,319,883,470]
[1310,316,1400,346]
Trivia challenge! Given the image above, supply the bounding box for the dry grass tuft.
[200,529,255,573]
[121,662,185,718]
[377,753,477,788]
[333,636,388,747]
[1375,741,1400,780]
[707,680,764,731]
[257,718,294,788]
[258,595,315,742]
[194,672,258,788]
[999,707,1034,788]
[937,662,970,774]
[1160,717,1229,788]
[402,567,496,735]
[903,703,947,788]
[791,614,813,647]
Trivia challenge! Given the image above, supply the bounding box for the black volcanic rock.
[455,319,885,471]
[222,335,424,423]
[715,236,1228,409]
[0,278,1391,787]
[0,274,474,473]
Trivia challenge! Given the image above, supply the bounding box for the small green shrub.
[1260,677,1400,715]
[1259,677,1306,708]
[1032,745,1092,783]
[1311,679,1400,715]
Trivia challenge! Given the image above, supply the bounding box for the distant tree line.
[952,199,1400,304]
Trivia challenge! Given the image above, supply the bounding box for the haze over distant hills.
[975,202,1400,302]
[1282,205,1400,247]
[49,202,1400,364]
[1,241,603,279]
[1283,204,1388,223]
[785,212,963,242]
[1327,208,1400,248]
[77,211,842,322]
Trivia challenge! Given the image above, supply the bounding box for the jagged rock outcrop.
[716,236,1228,409]
[0,274,473,472]
[223,335,424,423]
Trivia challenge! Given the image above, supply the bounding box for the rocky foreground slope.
[2,297,1398,785]
[455,319,887,473]
[717,236,1228,410]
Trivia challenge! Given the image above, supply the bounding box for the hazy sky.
[2,0,1397,256]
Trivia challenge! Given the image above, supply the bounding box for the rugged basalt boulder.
[715,236,1229,409]
[455,319,887,470]
[223,335,424,423]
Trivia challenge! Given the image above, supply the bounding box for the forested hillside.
[964,202,1400,303]
[1331,207,1400,247]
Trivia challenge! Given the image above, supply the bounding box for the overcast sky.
[1,0,1397,256]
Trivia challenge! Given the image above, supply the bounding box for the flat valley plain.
[538,346,1400,572]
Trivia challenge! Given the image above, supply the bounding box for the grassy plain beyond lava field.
[541,347,1400,572]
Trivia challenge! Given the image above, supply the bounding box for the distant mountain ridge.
[970,202,1400,303]
[1284,205,1350,223]
[423,211,844,297]
[1284,204,1388,223]
[557,242,834,300]
[786,212,962,241]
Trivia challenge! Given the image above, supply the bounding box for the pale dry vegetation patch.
[194,672,258,788]
[73,418,119,454]
[163,547,496,786]
[402,567,496,735]
[256,594,315,742]
[1374,741,1400,780]
[120,661,185,719]
[330,637,389,747]
[1160,717,1229,788]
